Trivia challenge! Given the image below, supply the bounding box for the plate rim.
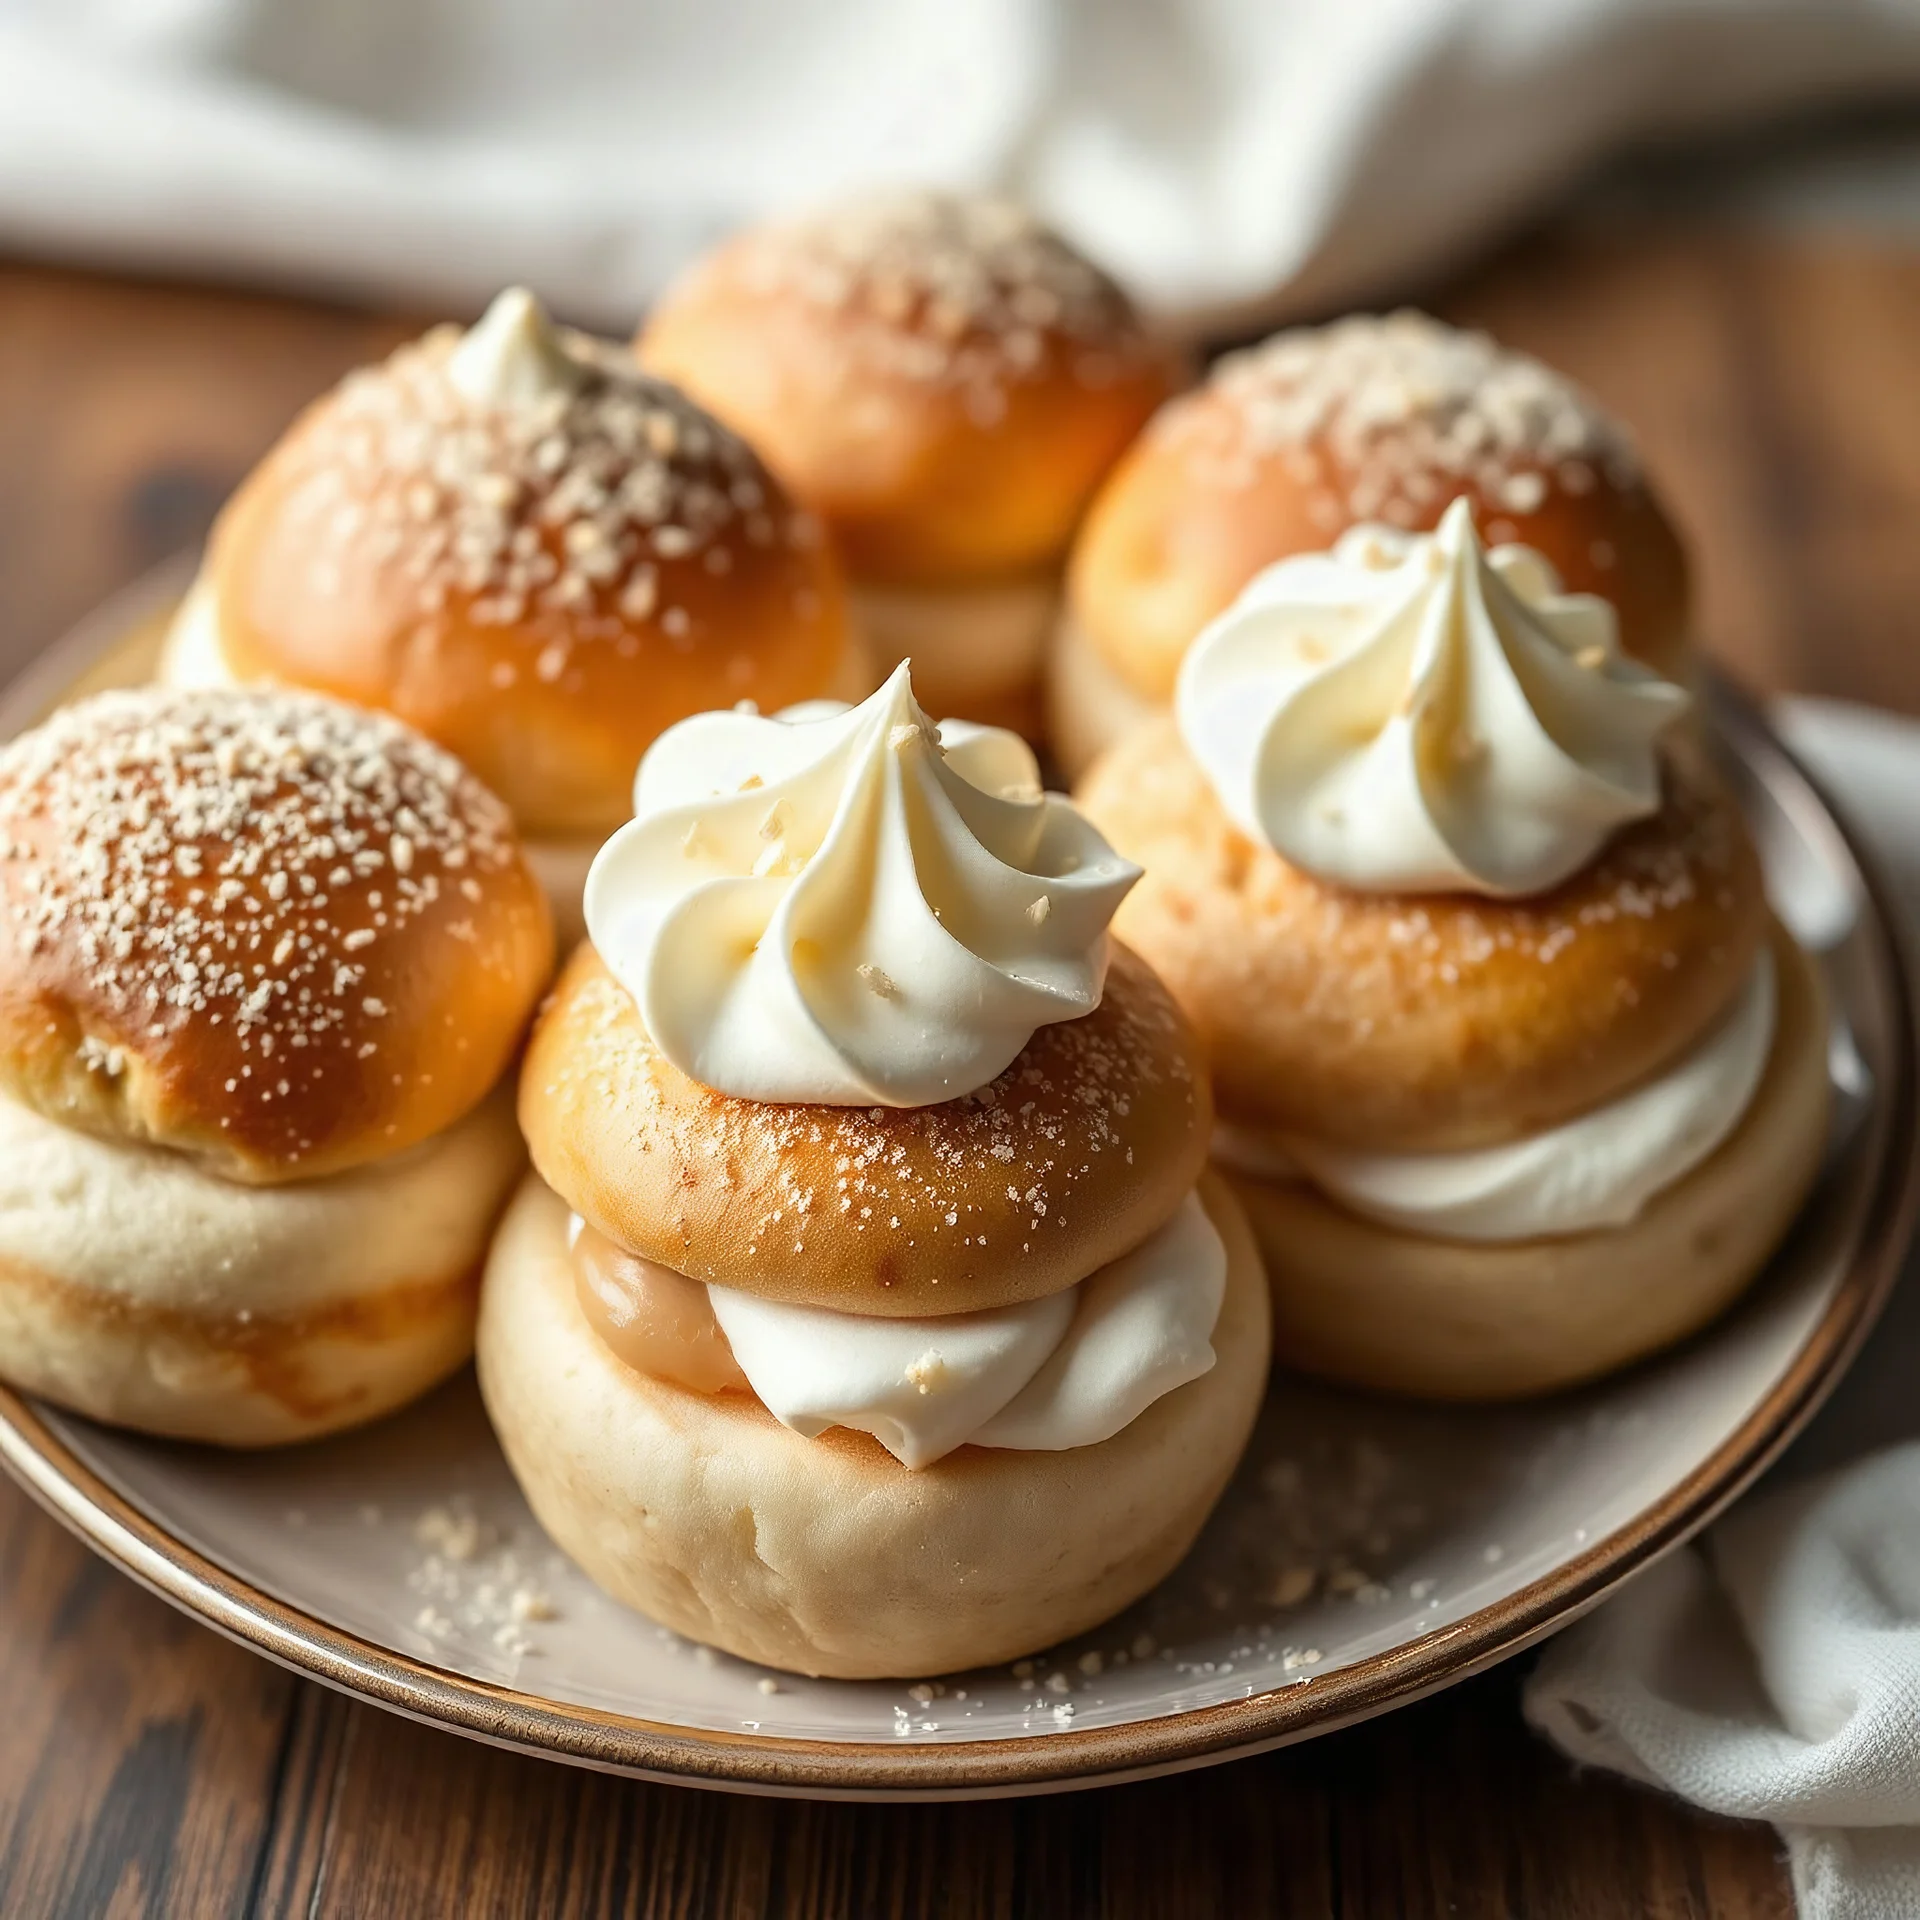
[0,562,1913,1799]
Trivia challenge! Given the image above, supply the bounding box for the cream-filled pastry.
[639,191,1179,736]
[1078,504,1827,1401]
[1050,310,1692,776]
[159,287,864,944]
[480,667,1269,1678]
[0,688,553,1443]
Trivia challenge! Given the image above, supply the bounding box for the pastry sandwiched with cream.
[1050,310,1692,777]
[0,688,553,1443]
[640,191,1179,737]
[480,665,1269,1678]
[160,287,862,941]
[1078,500,1828,1401]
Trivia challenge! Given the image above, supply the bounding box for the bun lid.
[640,191,1180,582]
[1070,311,1690,701]
[520,941,1212,1316]
[200,290,852,835]
[0,687,553,1183]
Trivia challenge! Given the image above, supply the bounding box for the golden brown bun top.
[1069,311,1691,699]
[520,941,1212,1316]
[1078,722,1765,1152]
[205,320,850,835]
[0,688,554,1184]
[639,191,1180,584]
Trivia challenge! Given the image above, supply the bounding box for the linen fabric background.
[0,0,1918,329]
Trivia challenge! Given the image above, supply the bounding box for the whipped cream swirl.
[1176,497,1690,896]
[1218,951,1778,1242]
[446,286,592,407]
[585,664,1138,1105]
[159,578,237,691]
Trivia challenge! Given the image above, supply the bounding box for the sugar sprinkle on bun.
[1079,721,1764,1152]
[641,190,1179,583]
[0,687,553,1182]
[520,942,1211,1315]
[1200,311,1639,522]
[200,305,850,833]
[1065,311,1690,719]
[716,190,1152,408]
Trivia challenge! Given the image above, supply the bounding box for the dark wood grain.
[0,264,421,691]
[0,1477,293,1919]
[155,1662,1785,1920]
[4,230,1914,1917]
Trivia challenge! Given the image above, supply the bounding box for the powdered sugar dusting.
[271,322,818,669]
[728,190,1156,419]
[1176,311,1638,528]
[0,687,520,1141]
[1112,725,1744,1005]
[1253,756,1742,999]
[553,946,1200,1283]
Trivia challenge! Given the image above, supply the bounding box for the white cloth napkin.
[1527,697,1920,1920]
[2,1,1920,330]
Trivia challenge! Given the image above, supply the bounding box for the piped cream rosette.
[482,664,1270,1678]
[1078,501,1830,1401]
[1176,501,1689,898]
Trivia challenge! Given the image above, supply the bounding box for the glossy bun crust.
[0,688,553,1183]
[519,941,1212,1314]
[478,1170,1269,1677]
[640,191,1179,584]
[1067,311,1690,708]
[199,324,850,834]
[1077,722,1766,1152]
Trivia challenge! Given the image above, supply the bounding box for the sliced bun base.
[478,1171,1270,1678]
[1233,932,1832,1400]
[0,1087,526,1445]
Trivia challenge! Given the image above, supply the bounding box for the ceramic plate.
[0,563,1913,1799]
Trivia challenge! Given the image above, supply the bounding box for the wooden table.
[1,224,1915,1918]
